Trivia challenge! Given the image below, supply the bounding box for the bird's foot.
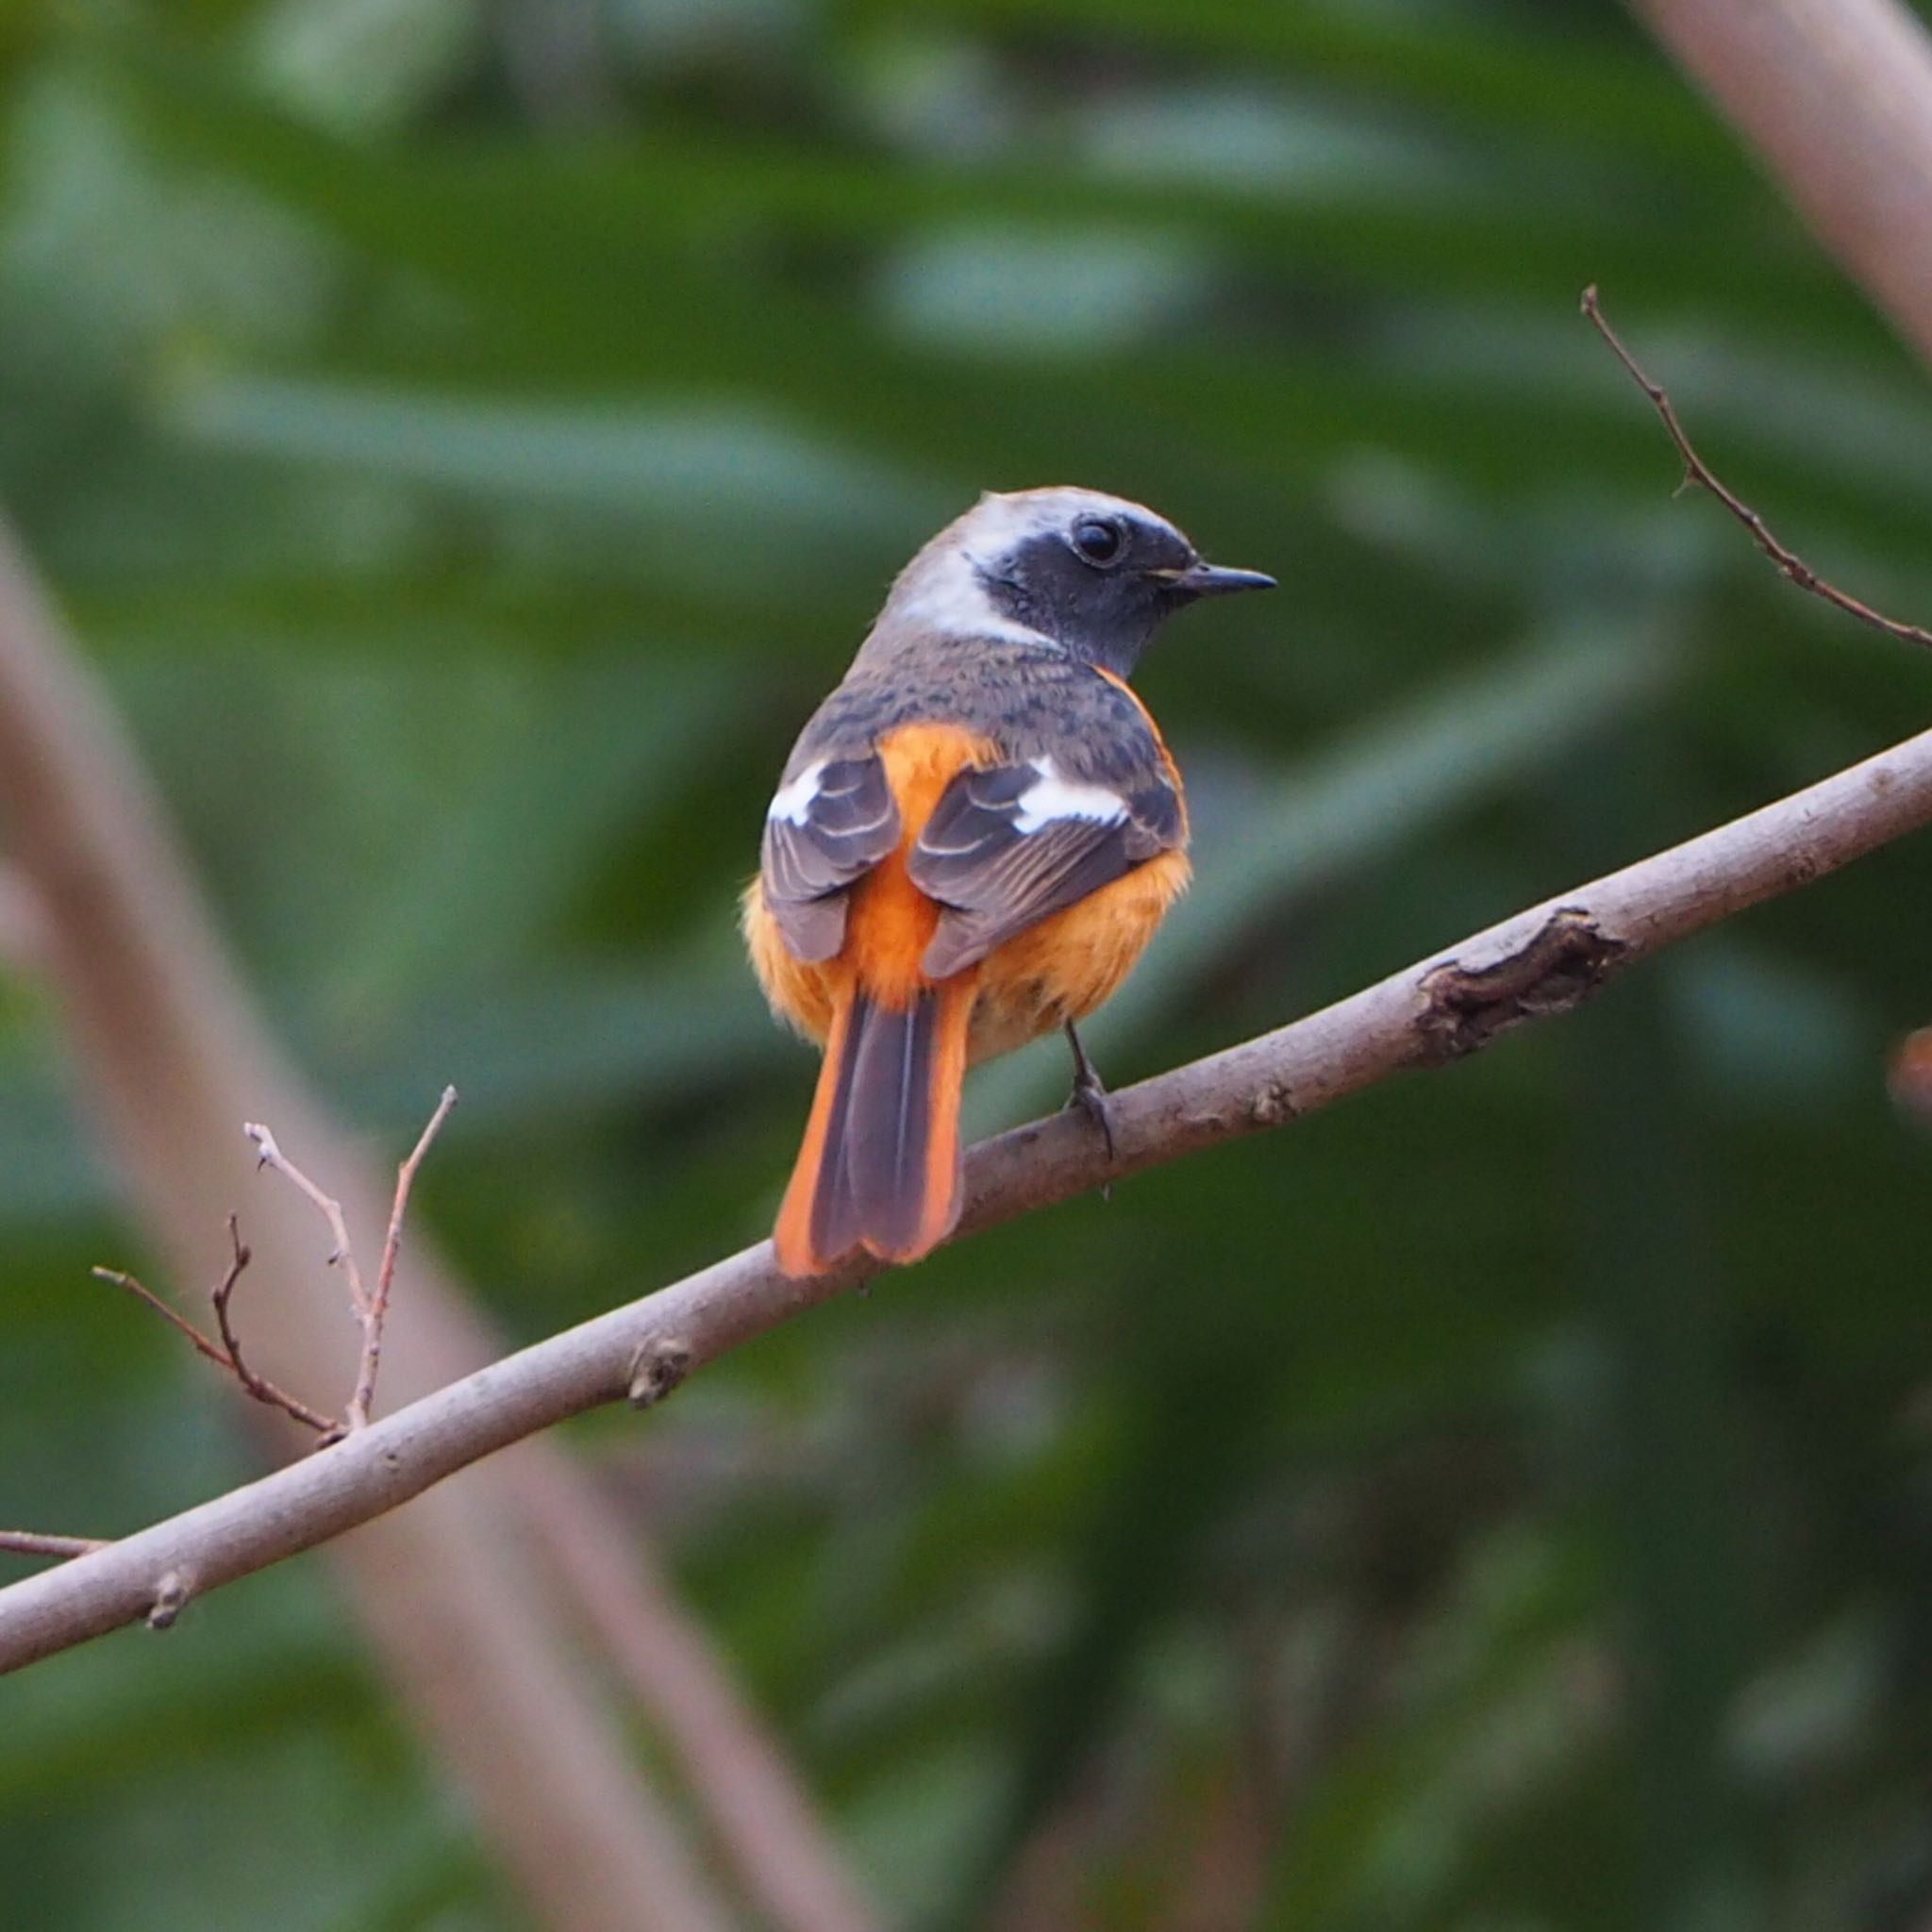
[1063,1023,1118,1195]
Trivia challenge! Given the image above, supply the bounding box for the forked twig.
[78,1092,459,1462]
[93,1222,332,1434]
[1582,285,1932,654]
[29,1217,333,1564]
[248,1090,459,1432]
[12,1093,459,1567]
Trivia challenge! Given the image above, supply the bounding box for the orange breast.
[742,879,841,1042]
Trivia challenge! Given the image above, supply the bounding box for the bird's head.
[880,486,1274,676]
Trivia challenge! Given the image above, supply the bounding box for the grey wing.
[760,754,901,961]
[908,759,1184,978]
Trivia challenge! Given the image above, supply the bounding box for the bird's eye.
[1071,516,1124,567]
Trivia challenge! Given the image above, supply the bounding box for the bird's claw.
[1063,1023,1117,1197]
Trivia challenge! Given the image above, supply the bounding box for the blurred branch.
[1584,286,1932,649]
[509,1454,885,1932]
[1889,1027,1932,1124]
[1629,0,1932,365]
[0,518,876,1932]
[0,862,48,972]
[9,703,1932,1665]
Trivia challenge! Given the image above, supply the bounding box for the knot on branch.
[1417,907,1625,1061]
[147,1569,193,1631]
[628,1337,692,1409]
[1245,1083,1298,1128]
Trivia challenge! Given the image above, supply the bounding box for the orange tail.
[774,979,973,1276]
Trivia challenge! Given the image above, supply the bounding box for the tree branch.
[6,707,1932,1670]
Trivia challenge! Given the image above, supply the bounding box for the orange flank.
[966,846,1190,1063]
[745,721,1190,1277]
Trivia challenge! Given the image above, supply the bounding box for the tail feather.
[773,982,971,1276]
[774,991,858,1275]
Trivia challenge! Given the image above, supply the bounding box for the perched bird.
[744,487,1274,1277]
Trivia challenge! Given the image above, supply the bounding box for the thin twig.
[0,1531,108,1561]
[92,1263,235,1373]
[346,1086,459,1432]
[208,1217,334,1435]
[243,1120,370,1313]
[94,1225,333,1435]
[1582,284,1932,652]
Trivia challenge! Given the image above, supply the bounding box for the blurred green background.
[7,1,1932,1927]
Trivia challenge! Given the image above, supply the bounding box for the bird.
[743,487,1274,1278]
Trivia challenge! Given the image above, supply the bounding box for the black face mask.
[979,524,1274,675]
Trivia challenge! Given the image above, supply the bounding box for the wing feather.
[760,755,901,961]
[908,759,1183,978]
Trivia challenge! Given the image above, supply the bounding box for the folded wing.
[908,757,1184,979]
[760,755,901,961]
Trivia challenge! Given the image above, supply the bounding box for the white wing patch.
[1010,757,1130,836]
[767,760,826,824]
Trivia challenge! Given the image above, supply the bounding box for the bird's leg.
[1063,1021,1118,1185]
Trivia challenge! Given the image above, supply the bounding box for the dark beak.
[1160,561,1276,598]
